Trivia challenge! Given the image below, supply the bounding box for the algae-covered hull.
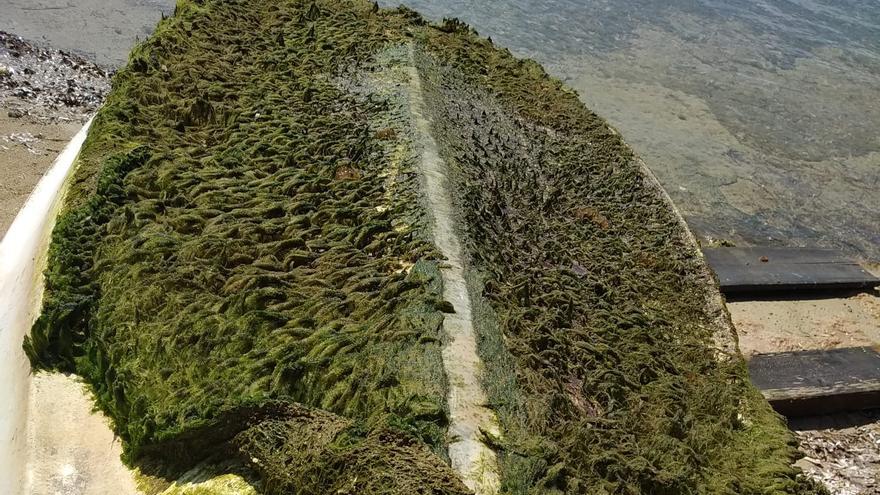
[26,1,825,493]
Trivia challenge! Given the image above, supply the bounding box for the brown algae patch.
[415,19,827,494]
[24,1,827,493]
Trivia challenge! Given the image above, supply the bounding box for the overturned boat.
[3,1,826,493]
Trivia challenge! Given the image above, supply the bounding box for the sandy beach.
[1,30,108,237]
[0,112,78,236]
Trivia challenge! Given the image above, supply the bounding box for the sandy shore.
[730,291,880,494]
[0,111,79,237]
[2,0,171,68]
[731,293,880,357]
[1,30,108,238]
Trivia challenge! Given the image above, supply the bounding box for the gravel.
[793,410,880,494]
[0,31,110,124]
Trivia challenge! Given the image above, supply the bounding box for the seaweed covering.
[27,0,826,494]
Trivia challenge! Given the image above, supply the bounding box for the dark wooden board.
[748,347,880,416]
[703,247,879,294]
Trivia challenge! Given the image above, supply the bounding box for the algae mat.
[27,1,826,493]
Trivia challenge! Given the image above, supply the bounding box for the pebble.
[794,411,880,495]
[0,30,110,124]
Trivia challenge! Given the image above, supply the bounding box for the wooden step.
[748,347,880,416]
[703,247,879,294]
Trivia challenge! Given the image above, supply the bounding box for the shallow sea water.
[3,0,879,258]
[377,0,880,259]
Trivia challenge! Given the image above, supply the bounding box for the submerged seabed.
[28,1,827,494]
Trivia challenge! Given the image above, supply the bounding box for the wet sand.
[1,0,171,67]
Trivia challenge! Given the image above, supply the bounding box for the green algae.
[27,1,463,492]
[26,0,825,493]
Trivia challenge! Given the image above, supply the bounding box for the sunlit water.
[377,0,880,259]
[4,0,879,258]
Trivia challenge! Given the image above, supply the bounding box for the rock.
[7,108,24,118]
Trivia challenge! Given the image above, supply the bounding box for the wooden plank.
[748,347,880,416]
[703,247,879,294]
[706,247,855,265]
